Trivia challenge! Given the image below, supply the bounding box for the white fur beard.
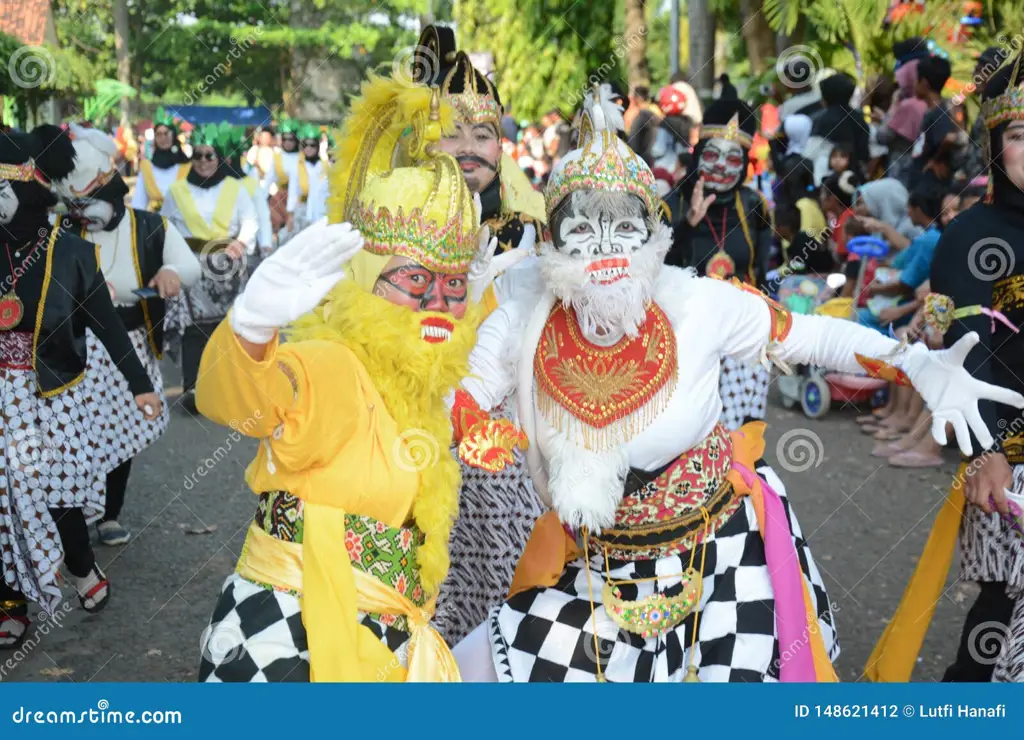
[546,434,628,534]
[539,223,672,338]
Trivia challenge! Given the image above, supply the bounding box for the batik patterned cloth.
[719,357,770,432]
[989,465,1024,683]
[488,465,838,682]
[198,491,421,681]
[0,333,107,614]
[82,328,169,472]
[436,400,545,646]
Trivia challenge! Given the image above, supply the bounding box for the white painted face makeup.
[697,137,744,192]
[557,211,649,285]
[0,180,18,225]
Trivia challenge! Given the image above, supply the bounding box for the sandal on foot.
[75,566,110,614]
[0,612,30,651]
[889,450,945,468]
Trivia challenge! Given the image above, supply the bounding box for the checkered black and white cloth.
[198,573,411,682]
[488,465,838,682]
[719,357,770,432]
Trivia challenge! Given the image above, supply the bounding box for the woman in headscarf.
[161,123,259,409]
[867,55,1024,684]
[854,177,922,250]
[131,108,190,212]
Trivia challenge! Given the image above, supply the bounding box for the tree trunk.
[112,0,132,126]
[624,0,649,91]
[738,0,774,74]
[688,0,716,99]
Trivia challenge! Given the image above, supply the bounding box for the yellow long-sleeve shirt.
[196,318,441,681]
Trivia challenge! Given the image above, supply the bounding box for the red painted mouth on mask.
[420,316,454,344]
[702,170,739,185]
[585,257,630,285]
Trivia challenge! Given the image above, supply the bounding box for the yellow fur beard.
[287,281,480,594]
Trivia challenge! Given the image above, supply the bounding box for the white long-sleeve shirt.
[287,158,323,215]
[468,264,899,473]
[131,161,187,211]
[248,179,274,250]
[305,166,329,225]
[87,211,202,306]
[160,179,259,251]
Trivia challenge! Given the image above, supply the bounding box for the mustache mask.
[456,154,496,171]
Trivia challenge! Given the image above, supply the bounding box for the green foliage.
[83,78,136,125]
[53,0,429,111]
[454,0,618,120]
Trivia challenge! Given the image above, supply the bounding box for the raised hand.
[686,176,717,227]
[899,333,1024,455]
[231,220,363,344]
[468,224,534,304]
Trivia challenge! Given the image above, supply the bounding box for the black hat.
[413,24,503,121]
[980,51,1024,204]
[0,124,75,185]
[700,97,756,149]
[893,37,930,68]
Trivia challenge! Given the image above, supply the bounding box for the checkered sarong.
[198,573,410,682]
[719,356,770,431]
[488,465,838,682]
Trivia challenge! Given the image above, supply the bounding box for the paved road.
[2,361,972,683]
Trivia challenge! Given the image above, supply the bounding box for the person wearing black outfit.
[869,56,1024,682]
[0,125,162,650]
[910,55,958,189]
[811,72,870,174]
[55,124,200,547]
[668,94,773,430]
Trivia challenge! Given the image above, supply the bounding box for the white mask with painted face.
[0,180,19,225]
[697,137,745,193]
[541,191,670,341]
[74,200,115,231]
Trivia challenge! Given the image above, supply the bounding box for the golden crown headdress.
[327,76,478,274]
[980,50,1024,131]
[544,83,664,222]
[700,112,754,149]
[414,25,503,129]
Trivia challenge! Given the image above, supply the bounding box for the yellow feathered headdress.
[327,76,479,291]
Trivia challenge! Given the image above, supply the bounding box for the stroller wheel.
[801,376,831,419]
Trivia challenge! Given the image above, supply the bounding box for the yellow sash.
[274,150,289,186]
[169,178,241,242]
[864,465,965,681]
[297,155,309,201]
[499,153,546,223]
[140,159,190,211]
[241,176,259,197]
[236,513,459,683]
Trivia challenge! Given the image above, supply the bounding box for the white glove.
[897,333,1024,455]
[231,220,363,344]
[468,224,535,304]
